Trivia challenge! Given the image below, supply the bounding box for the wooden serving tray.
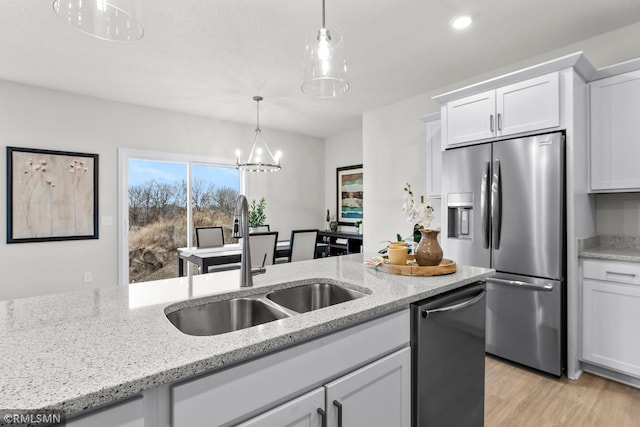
[380,255,457,276]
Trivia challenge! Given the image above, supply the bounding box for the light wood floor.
[485,357,640,427]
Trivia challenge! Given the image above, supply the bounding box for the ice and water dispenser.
[447,193,473,239]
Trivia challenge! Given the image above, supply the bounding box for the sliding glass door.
[120,150,239,284]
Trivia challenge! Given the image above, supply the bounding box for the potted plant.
[354,220,362,234]
[249,197,266,230]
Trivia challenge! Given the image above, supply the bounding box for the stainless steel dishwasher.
[411,282,486,427]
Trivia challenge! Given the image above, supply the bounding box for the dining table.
[176,241,291,277]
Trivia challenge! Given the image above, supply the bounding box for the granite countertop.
[578,235,640,263]
[0,254,493,417]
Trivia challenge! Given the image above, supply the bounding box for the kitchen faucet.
[233,194,266,287]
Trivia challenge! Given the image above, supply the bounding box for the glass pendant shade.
[53,0,144,41]
[236,97,282,173]
[302,0,349,98]
[302,28,349,98]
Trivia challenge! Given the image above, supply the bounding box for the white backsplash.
[596,193,640,236]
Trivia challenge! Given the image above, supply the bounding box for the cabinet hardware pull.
[333,400,343,427]
[317,408,326,427]
[490,114,494,133]
[497,113,502,131]
[605,271,637,277]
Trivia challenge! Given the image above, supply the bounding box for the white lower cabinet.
[66,396,144,427]
[240,347,411,427]
[325,347,411,427]
[171,309,410,426]
[582,259,640,378]
[237,388,325,427]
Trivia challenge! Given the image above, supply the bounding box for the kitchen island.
[0,254,492,425]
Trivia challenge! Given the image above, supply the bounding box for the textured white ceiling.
[2,0,640,138]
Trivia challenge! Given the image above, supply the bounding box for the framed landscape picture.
[336,164,363,225]
[6,146,99,243]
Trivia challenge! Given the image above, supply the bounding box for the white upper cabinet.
[444,72,560,147]
[446,90,496,146]
[421,113,442,198]
[590,70,640,191]
[496,72,560,136]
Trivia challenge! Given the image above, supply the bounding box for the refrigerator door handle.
[488,277,554,291]
[481,162,490,249]
[491,159,502,249]
[421,290,486,318]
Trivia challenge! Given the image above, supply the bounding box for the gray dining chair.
[288,229,319,262]
[195,226,224,248]
[249,231,279,266]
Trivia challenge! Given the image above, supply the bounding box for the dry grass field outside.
[128,209,235,283]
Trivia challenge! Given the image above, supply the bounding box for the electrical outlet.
[83,272,93,283]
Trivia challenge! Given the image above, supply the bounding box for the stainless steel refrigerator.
[442,131,565,376]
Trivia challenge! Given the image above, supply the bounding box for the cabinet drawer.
[582,259,640,285]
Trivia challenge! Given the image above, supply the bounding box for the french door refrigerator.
[442,131,565,376]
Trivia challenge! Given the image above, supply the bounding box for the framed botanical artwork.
[336,164,363,225]
[6,146,99,243]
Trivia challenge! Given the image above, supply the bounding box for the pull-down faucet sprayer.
[233,194,265,287]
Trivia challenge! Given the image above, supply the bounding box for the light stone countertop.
[0,254,493,416]
[578,235,640,263]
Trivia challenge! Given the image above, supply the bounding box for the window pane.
[191,164,240,245]
[128,159,187,283]
[126,159,240,283]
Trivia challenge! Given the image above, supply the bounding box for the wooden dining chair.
[288,229,319,262]
[249,231,279,266]
[195,226,224,248]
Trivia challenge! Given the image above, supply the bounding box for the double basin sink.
[165,280,368,337]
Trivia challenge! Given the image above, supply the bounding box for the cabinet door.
[590,70,640,191]
[582,277,640,377]
[496,72,560,137]
[445,90,496,146]
[66,396,144,427]
[325,347,411,427]
[237,388,325,427]
[425,119,442,198]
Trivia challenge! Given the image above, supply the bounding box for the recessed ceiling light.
[451,15,473,30]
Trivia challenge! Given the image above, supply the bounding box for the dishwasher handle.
[421,290,486,319]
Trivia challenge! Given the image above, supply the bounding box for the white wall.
[0,81,324,300]
[596,194,640,235]
[363,94,432,253]
[324,128,363,232]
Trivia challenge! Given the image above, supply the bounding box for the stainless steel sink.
[166,298,289,336]
[165,281,369,336]
[266,283,366,313]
